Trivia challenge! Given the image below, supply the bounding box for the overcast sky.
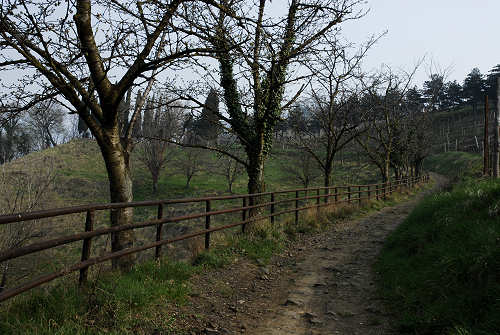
[339,0,500,86]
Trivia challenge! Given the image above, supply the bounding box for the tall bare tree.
[138,95,183,194]
[290,37,379,187]
[0,0,210,270]
[356,65,420,182]
[27,100,65,150]
[179,0,367,196]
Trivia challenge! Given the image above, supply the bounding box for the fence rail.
[0,174,429,303]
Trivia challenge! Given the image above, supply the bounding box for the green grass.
[423,151,482,180]
[376,178,500,334]
[0,259,193,335]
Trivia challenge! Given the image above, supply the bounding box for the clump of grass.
[376,178,500,334]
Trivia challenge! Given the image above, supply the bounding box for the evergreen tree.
[463,68,486,111]
[405,86,424,111]
[423,74,446,111]
[193,89,220,143]
[444,80,463,109]
[486,64,500,102]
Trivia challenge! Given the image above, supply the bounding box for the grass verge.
[376,177,500,335]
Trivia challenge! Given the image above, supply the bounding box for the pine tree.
[193,89,220,144]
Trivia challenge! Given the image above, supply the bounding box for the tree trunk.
[494,78,500,177]
[246,152,266,222]
[247,152,265,195]
[383,155,391,182]
[151,171,159,194]
[98,131,135,272]
[323,167,332,188]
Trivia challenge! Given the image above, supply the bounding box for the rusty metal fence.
[0,174,429,303]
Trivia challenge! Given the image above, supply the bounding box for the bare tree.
[279,149,320,188]
[138,95,183,194]
[212,154,245,193]
[176,146,207,189]
[178,0,367,197]
[0,111,32,163]
[27,100,65,150]
[0,1,210,270]
[356,65,420,181]
[290,36,379,187]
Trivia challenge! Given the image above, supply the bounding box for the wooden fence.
[0,174,429,303]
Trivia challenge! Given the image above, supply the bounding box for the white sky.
[2,0,498,98]
[339,0,500,85]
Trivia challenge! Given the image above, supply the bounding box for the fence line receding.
[0,174,429,303]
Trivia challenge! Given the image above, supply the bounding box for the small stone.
[310,318,323,325]
[238,299,245,304]
[284,297,303,306]
[303,312,318,318]
[205,327,219,335]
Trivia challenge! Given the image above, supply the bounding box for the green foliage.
[423,152,482,179]
[376,178,500,334]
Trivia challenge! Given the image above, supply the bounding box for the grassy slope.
[0,138,379,208]
[378,152,499,334]
[423,151,482,179]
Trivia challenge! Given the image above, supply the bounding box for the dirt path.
[175,174,447,335]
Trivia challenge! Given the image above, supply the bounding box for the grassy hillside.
[423,151,482,179]
[378,152,499,334]
[0,138,379,211]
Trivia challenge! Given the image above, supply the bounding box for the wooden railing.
[0,174,429,302]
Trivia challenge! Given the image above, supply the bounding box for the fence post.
[358,186,362,205]
[383,182,387,200]
[295,190,299,225]
[205,200,211,249]
[79,210,94,285]
[242,197,247,233]
[335,187,338,203]
[348,186,351,202]
[155,204,164,259]
[270,193,275,224]
[376,184,379,200]
[316,188,320,211]
[325,188,329,204]
[367,185,371,199]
